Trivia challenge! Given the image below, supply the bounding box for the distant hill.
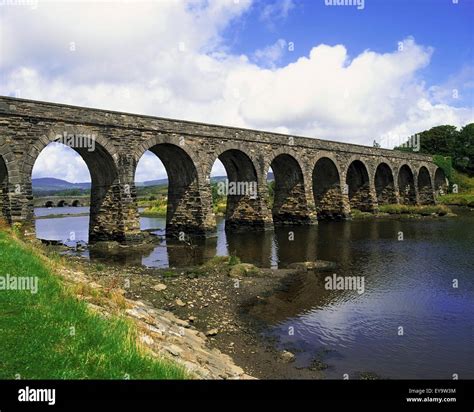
[32,178,91,194]
[135,178,169,187]
[33,173,275,194]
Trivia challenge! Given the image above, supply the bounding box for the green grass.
[437,170,474,207]
[378,204,451,216]
[0,230,187,379]
[350,209,373,219]
[213,200,227,216]
[140,197,167,217]
[451,170,474,192]
[437,193,474,207]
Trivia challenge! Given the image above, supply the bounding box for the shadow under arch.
[215,148,263,230]
[418,166,435,205]
[374,162,396,205]
[434,168,448,196]
[346,160,372,212]
[398,165,416,205]
[313,156,344,219]
[142,143,205,237]
[270,153,310,225]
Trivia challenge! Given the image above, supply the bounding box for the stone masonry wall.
[0,96,441,243]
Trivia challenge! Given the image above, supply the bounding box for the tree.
[395,124,474,176]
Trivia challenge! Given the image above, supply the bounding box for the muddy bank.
[59,253,337,380]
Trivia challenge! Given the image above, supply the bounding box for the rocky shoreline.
[57,261,254,379]
[56,252,336,379]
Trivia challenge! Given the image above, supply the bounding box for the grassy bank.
[0,227,186,379]
[139,197,167,217]
[437,170,474,207]
[378,204,451,216]
[351,204,452,219]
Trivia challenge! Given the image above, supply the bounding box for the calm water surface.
[34,207,474,379]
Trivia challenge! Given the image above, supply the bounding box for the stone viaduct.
[0,96,447,244]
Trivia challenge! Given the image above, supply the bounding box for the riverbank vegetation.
[0,223,186,379]
[351,204,452,219]
[396,123,473,207]
[437,170,474,207]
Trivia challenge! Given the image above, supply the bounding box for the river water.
[35,206,474,379]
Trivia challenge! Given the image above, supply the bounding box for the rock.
[310,359,328,370]
[188,316,196,322]
[206,328,219,336]
[229,263,260,278]
[139,334,154,345]
[151,283,167,292]
[280,350,295,363]
[175,299,186,307]
[165,344,183,357]
[89,241,120,251]
[288,260,336,272]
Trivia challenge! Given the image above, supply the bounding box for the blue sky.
[229,0,473,106]
[0,0,472,182]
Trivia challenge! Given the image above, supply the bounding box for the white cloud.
[32,143,91,183]
[253,39,287,67]
[260,0,295,24]
[1,1,473,183]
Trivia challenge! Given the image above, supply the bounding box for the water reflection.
[34,207,474,378]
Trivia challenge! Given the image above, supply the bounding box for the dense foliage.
[395,124,474,176]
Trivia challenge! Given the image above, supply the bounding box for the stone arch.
[57,200,68,207]
[215,148,264,229]
[142,142,205,237]
[313,156,344,219]
[72,200,81,207]
[434,168,448,196]
[398,164,416,205]
[374,162,396,205]
[210,141,263,181]
[417,166,435,205]
[45,200,54,208]
[22,127,123,243]
[269,153,310,225]
[346,159,372,212]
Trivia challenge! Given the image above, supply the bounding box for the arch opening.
[418,166,435,205]
[374,163,396,205]
[136,144,204,237]
[44,200,54,208]
[312,157,344,219]
[72,200,81,207]
[269,154,309,225]
[398,165,416,205]
[434,168,448,196]
[0,155,10,223]
[216,149,262,230]
[31,140,119,243]
[346,160,372,212]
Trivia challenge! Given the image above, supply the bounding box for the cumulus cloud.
[32,143,91,183]
[1,1,472,183]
